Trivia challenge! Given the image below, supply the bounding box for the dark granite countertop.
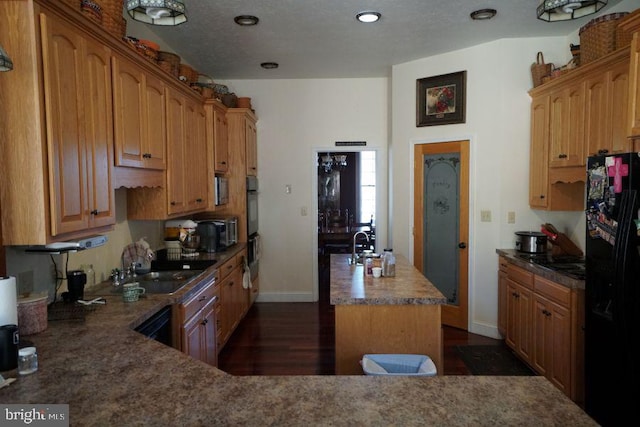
[0,248,596,425]
[496,249,586,290]
[330,254,447,305]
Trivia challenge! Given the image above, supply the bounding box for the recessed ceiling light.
[234,15,259,26]
[470,8,497,20]
[261,62,279,69]
[356,11,381,23]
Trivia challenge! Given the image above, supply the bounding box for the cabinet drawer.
[534,275,571,307]
[180,279,216,321]
[507,263,534,289]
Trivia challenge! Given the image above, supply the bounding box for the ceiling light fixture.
[470,9,497,20]
[261,62,279,69]
[356,11,381,23]
[126,0,187,26]
[0,43,13,71]
[234,15,259,26]
[537,0,607,22]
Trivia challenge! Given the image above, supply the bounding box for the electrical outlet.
[301,206,308,216]
[480,210,492,222]
[507,211,516,224]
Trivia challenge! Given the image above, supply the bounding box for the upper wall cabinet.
[112,54,167,170]
[0,2,115,244]
[528,48,632,211]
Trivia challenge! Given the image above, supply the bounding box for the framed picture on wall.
[416,71,466,127]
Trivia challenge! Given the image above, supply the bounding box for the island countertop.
[330,253,447,305]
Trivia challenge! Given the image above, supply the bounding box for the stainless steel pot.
[515,231,548,253]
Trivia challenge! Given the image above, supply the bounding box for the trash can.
[361,354,437,376]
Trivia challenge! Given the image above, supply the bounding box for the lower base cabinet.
[174,272,218,367]
[498,258,585,404]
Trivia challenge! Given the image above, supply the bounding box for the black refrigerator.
[585,152,640,426]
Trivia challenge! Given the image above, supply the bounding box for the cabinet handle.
[201,318,208,325]
[143,153,152,159]
[171,201,176,206]
[597,149,609,155]
[228,281,234,287]
[90,209,98,215]
[196,198,203,203]
[250,167,256,170]
[221,161,227,165]
[539,194,546,199]
[198,295,207,302]
[511,292,519,298]
[558,154,567,159]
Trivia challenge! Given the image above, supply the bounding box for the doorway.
[413,141,469,330]
[317,151,377,303]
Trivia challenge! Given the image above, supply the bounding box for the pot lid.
[515,231,547,237]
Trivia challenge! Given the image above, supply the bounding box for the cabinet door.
[549,83,585,167]
[529,95,549,209]
[202,296,218,367]
[246,118,258,176]
[532,294,571,395]
[628,33,640,137]
[143,74,167,169]
[185,99,208,211]
[112,55,147,168]
[585,72,610,156]
[182,310,204,362]
[41,14,88,236]
[213,105,229,173]
[506,279,533,364]
[609,60,631,154]
[83,36,115,229]
[166,88,187,215]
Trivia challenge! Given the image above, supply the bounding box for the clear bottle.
[18,347,38,375]
[382,248,395,277]
[82,264,95,287]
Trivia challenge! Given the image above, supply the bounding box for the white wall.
[391,37,584,338]
[217,79,389,301]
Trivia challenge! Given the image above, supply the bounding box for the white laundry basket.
[361,354,437,376]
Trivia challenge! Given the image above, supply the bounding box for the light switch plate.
[480,210,492,222]
[507,211,516,224]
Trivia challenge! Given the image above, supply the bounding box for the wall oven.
[247,176,259,237]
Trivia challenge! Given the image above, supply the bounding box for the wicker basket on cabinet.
[580,12,629,64]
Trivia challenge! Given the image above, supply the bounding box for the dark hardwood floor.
[218,300,503,376]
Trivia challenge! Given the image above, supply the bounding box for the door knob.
[458,242,466,249]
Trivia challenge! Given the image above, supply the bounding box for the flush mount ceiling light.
[470,9,497,20]
[126,0,187,26]
[0,43,13,71]
[261,62,279,69]
[356,11,381,23]
[537,0,607,22]
[234,15,259,26]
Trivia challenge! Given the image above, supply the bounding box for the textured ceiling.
[134,0,627,79]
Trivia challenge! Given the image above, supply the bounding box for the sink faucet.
[351,231,370,265]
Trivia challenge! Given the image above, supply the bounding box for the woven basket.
[616,12,637,49]
[80,0,103,24]
[158,51,180,77]
[580,12,629,65]
[179,64,198,85]
[531,52,552,88]
[100,0,123,18]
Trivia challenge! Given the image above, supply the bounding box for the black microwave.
[197,217,238,252]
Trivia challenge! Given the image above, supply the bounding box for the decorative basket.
[179,64,198,85]
[103,13,126,39]
[100,0,123,19]
[158,51,180,77]
[531,52,552,88]
[80,0,103,24]
[616,11,637,50]
[580,12,629,65]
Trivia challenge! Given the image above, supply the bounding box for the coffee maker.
[66,270,87,302]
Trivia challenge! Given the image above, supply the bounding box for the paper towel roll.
[0,276,18,326]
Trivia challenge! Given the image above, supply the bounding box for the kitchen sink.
[112,270,203,294]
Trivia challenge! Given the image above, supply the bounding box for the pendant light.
[537,0,607,22]
[0,43,13,71]
[126,0,187,26]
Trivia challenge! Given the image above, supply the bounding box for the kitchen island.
[330,253,447,375]
[0,287,597,425]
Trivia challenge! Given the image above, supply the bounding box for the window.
[358,151,376,224]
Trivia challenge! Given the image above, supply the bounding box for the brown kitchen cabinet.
[217,251,248,350]
[112,54,167,170]
[548,82,585,168]
[205,100,230,175]
[584,56,630,156]
[498,257,585,404]
[0,3,116,244]
[175,273,218,367]
[245,116,258,176]
[505,264,534,365]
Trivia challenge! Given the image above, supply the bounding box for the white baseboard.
[255,292,316,303]
[469,320,503,340]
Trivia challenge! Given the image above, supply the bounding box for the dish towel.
[242,257,252,289]
[122,238,155,270]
